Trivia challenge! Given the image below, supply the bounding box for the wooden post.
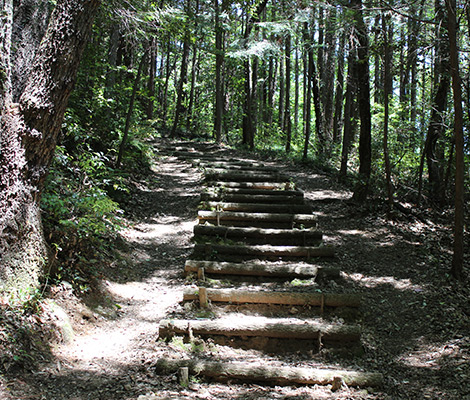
[199,287,208,308]
[178,367,189,387]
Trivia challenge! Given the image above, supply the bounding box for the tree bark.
[0,0,100,295]
[11,0,51,101]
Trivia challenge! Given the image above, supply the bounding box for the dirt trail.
[1,139,469,400]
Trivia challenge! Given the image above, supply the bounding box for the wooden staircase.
[155,142,382,389]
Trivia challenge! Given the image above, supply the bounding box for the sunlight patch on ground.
[122,220,195,241]
[304,190,351,201]
[346,273,425,292]
[397,339,464,370]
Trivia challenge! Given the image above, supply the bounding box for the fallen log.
[193,225,322,246]
[183,288,361,308]
[201,202,312,214]
[159,316,360,342]
[184,260,340,279]
[198,211,318,228]
[193,243,335,259]
[154,359,383,387]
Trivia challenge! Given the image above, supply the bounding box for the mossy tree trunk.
[0,0,100,296]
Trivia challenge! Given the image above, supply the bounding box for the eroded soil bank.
[1,139,469,399]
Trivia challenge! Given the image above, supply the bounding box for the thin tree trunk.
[351,0,372,202]
[117,51,148,168]
[333,30,346,143]
[339,39,356,178]
[284,34,292,153]
[294,39,300,137]
[214,0,224,142]
[146,37,157,120]
[382,14,394,213]
[278,47,285,129]
[302,23,312,159]
[424,0,450,205]
[187,42,198,132]
[446,0,465,279]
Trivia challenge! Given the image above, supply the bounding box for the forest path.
[2,139,469,400]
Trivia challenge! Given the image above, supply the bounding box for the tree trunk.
[171,23,190,137]
[104,24,120,99]
[11,0,51,102]
[284,34,292,153]
[339,46,356,178]
[0,0,100,295]
[445,0,465,279]
[382,14,394,213]
[333,30,346,143]
[116,51,147,168]
[146,37,157,120]
[424,0,449,205]
[351,0,372,202]
[214,0,224,142]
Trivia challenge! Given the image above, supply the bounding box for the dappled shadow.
[293,177,469,399]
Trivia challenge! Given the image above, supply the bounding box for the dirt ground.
[1,139,469,399]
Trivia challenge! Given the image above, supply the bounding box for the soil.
[1,139,469,400]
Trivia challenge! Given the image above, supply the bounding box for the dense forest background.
[1,0,468,299]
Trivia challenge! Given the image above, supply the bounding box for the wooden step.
[205,171,289,183]
[208,181,297,191]
[198,210,317,228]
[155,359,383,387]
[159,316,360,343]
[201,202,312,214]
[200,192,305,204]
[204,187,304,197]
[193,225,322,246]
[183,287,361,308]
[194,160,279,172]
[193,243,335,260]
[184,260,340,279]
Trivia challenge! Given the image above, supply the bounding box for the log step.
[198,211,317,229]
[195,160,279,172]
[201,202,312,214]
[200,192,305,204]
[193,225,322,246]
[193,243,335,260]
[204,187,304,197]
[208,181,296,190]
[205,171,289,183]
[155,359,383,388]
[184,260,340,279]
[183,287,361,308]
[159,316,361,343]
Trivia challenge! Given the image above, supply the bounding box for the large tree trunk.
[0,0,100,295]
[11,0,51,101]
